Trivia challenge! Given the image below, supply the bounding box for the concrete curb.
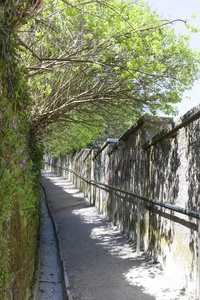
[29,191,42,300]
[41,184,73,300]
[30,242,40,300]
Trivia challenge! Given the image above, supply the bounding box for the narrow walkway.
[37,189,64,299]
[42,171,193,300]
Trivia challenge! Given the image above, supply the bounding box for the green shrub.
[0,4,43,297]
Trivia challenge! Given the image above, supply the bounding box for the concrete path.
[41,171,194,300]
[37,189,64,300]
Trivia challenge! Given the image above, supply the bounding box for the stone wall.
[45,104,200,295]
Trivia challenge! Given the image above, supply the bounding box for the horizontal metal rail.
[46,162,200,298]
[50,163,200,220]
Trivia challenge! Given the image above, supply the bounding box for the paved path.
[37,189,64,299]
[42,171,194,300]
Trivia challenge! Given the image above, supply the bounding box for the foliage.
[0,2,43,298]
[0,0,199,295]
[42,115,133,155]
[42,121,100,156]
[17,0,200,145]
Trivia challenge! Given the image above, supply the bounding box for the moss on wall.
[7,202,39,299]
[0,3,42,298]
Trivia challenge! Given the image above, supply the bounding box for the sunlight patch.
[124,264,194,300]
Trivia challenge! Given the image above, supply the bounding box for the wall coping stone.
[93,138,118,160]
[75,149,90,161]
[109,115,173,155]
[83,147,99,162]
[143,103,200,149]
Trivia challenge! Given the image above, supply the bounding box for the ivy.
[0,3,43,298]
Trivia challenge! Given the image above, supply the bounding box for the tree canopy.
[16,0,200,152]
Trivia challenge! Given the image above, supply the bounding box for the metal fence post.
[49,162,200,293]
[137,198,141,253]
[98,186,101,211]
[91,183,94,204]
[87,182,91,203]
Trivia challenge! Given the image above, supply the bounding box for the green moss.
[140,218,146,236]
[7,202,37,299]
[173,236,194,270]
[0,4,42,298]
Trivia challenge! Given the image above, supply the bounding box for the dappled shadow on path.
[42,171,193,300]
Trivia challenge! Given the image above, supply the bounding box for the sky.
[147,0,200,119]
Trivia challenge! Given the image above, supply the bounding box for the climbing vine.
[0,2,43,298]
[0,0,200,298]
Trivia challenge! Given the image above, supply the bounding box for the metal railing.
[45,163,200,299]
[49,163,200,219]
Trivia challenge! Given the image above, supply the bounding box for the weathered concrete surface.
[42,171,194,300]
[46,108,200,293]
[37,190,64,300]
